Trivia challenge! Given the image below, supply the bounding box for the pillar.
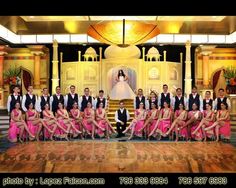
[201,51,212,88]
[229,94,236,114]
[78,51,81,62]
[60,52,63,63]
[142,47,145,61]
[99,47,102,90]
[163,51,166,62]
[31,51,44,89]
[0,46,8,109]
[180,52,183,64]
[51,40,59,95]
[184,40,192,96]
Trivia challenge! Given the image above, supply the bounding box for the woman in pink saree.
[70,102,84,139]
[205,102,230,142]
[8,102,35,143]
[83,102,105,139]
[151,101,172,140]
[42,103,66,140]
[96,102,116,139]
[192,103,215,141]
[139,103,159,140]
[26,102,47,141]
[163,103,188,141]
[184,103,203,141]
[122,102,147,140]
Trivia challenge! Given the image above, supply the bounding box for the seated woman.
[42,103,66,140]
[123,102,147,140]
[140,103,159,140]
[26,102,47,141]
[205,102,230,142]
[152,101,172,140]
[192,103,215,141]
[83,102,105,139]
[184,103,202,141]
[8,102,35,143]
[96,102,116,139]
[163,103,188,141]
[56,102,77,141]
[70,102,84,139]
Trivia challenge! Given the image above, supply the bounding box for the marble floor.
[0,140,236,173]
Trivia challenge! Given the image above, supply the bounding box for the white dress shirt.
[49,93,62,111]
[133,95,149,109]
[7,93,22,112]
[187,93,203,112]
[22,93,38,112]
[36,95,50,112]
[171,95,188,109]
[213,97,231,110]
[115,108,130,123]
[94,97,107,108]
[78,95,95,110]
[158,92,173,108]
[64,93,79,108]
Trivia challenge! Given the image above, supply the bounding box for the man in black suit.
[115,100,130,138]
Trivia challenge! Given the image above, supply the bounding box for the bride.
[109,69,136,100]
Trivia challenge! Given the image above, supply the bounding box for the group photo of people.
[7,83,231,143]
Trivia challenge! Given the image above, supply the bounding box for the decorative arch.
[20,66,33,95]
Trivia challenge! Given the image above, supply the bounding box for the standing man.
[172,88,187,111]
[79,88,95,112]
[203,90,213,110]
[158,84,173,109]
[214,88,231,111]
[36,88,50,115]
[22,85,37,112]
[115,100,130,138]
[64,85,79,111]
[187,86,203,111]
[7,85,22,114]
[94,90,107,109]
[50,86,64,114]
[134,88,148,109]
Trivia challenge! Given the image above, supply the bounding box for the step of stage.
[0,114,9,137]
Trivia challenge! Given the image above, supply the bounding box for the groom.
[115,100,130,138]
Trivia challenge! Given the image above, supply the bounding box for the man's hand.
[120,121,124,125]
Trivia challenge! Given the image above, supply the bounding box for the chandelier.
[87,19,160,47]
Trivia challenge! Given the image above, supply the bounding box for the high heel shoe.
[19,138,23,143]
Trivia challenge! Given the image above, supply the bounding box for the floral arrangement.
[3,66,21,86]
[223,66,236,86]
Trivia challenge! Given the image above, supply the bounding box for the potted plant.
[223,66,236,94]
[3,66,21,91]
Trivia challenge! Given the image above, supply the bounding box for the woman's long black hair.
[117,69,125,77]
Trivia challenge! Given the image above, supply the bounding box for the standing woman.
[205,102,230,142]
[96,102,116,139]
[26,102,48,141]
[140,103,159,140]
[123,102,147,140]
[83,102,105,139]
[192,103,215,141]
[56,102,79,140]
[8,102,35,143]
[70,102,84,139]
[42,103,66,140]
[151,101,172,140]
[163,103,188,141]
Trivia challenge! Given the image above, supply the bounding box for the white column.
[51,40,59,95]
[184,40,192,96]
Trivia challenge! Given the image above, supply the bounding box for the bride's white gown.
[109,76,136,99]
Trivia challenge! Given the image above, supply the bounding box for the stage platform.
[0,139,236,173]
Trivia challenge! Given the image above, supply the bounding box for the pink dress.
[8,109,21,142]
[203,110,215,138]
[43,110,56,139]
[148,109,159,136]
[175,110,188,138]
[218,110,231,139]
[70,109,82,134]
[56,109,70,135]
[96,109,111,137]
[82,108,94,134]
[157,108,171,134]
[188,111,203,140]
[133,109,146,137]
[27,110,40,137]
